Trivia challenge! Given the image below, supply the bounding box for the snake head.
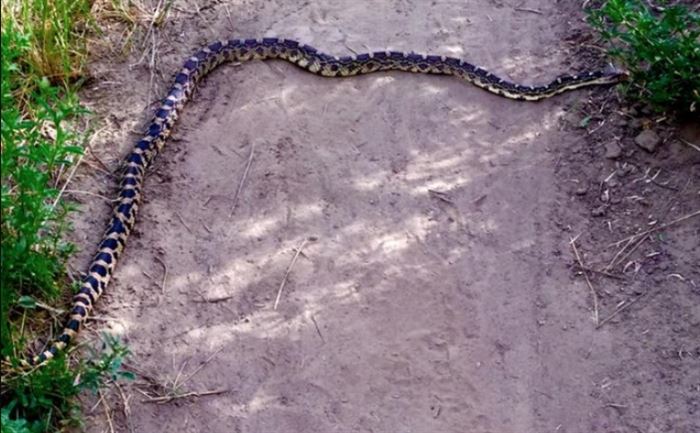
[602,63,630,83]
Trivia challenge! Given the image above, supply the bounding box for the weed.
[79,334,135,394]
[587,0,700,114]
[0,1,128,431]
[1,335,133,432]
[1,15,84,358]
[0,0,92,96]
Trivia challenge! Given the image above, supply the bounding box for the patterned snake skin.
[28,37,626,365]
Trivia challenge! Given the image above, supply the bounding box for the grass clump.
[1,1,132,431]
[587,0,700,114]
[1,1,85,362]
[1,336,133,433]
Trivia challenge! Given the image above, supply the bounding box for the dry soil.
[62,1,699,432]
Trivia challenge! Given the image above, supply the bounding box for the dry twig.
[175,211,193,233]
[573,264,627,281]
[570,236,600,326]
[230,143,256,217]
[99,389,116,433]
[611,209,700,246]
[274,238,311,310]
[154,256,168,294]
[311,314,325,342]
[514,6,543,14]
[596,291,650,329]
[143,388,228,404]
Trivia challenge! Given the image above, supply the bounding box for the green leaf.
[17,296,37,309]
[579,115,592,128]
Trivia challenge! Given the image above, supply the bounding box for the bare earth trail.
[68,1,699,432]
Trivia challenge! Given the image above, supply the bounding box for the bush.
[1,1,133,431]
[1,12,83,359]
[1,336,133,432]
[588,0,700,114]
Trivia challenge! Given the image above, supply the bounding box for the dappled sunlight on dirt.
[67,1,695,432]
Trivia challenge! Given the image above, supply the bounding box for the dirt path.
[69,1,699,432]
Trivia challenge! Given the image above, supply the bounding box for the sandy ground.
[63,1,699,432]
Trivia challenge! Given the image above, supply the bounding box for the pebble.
[575,185,589,195]
[605,141,622,159]
[629,118,643,130]
[635,129,661,152]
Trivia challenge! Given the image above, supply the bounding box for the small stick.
[570,236,600,326]
[34,302,65,315]
[607,234,649,271]
[573,264,627,281]
[99,389,116,433]
[143,388,228,404]
[311,315,325,343]
[679,138,700,153]
[610,210,700,246]
[154,256,168,294]
[52,151,86,209]
[596,292,649,329]
[170,358,189,391]
[146,31,158,110]
[86,146,114,176]
[114,382,134,433]
[202,195,215,208]
[51,125,108,209]
[175,211,193,233]
[193,295,234,303]
[223,4,235,30]
[605,236,636,270]
[230,143,256,217]
[428,189,454,204]
[514,7,543,14]
[606,209,700,269]
[177,346,225,387]
[274,238,310,310]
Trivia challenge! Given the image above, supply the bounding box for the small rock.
[629,118,643,130]
[604,141,622,159]
[591,206,607,217]
[575,185,589,195]
[635,129,661,152]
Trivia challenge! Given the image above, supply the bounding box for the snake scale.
[27,37,626,365]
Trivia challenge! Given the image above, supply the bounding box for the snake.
[26,37,626,366]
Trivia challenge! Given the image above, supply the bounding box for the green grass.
[1,1,132,431]
[587,0,700,114]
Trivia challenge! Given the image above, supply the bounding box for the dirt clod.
[634,129,661,152]
[605,140,622,159]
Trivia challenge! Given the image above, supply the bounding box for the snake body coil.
[29,37,625,365]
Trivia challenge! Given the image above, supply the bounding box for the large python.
[27,37,626,365]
